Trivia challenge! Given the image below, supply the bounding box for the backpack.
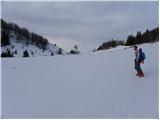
[139,51,145,61]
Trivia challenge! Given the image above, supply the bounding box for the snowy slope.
[1,32,67,57]
[1,42,159,118]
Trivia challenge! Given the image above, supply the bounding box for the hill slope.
[1,19,66,57]
[1,42,159,118]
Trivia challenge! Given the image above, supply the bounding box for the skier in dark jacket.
[134,46,144,77]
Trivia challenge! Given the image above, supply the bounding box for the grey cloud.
[2,1,159,43]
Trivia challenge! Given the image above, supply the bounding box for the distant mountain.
[1,19,67,57]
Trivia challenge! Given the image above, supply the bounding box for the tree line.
[125,28,159,46]
[97,40,124,51]
[1,19,49,50]
[97,27,159,51]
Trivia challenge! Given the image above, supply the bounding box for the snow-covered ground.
[1,42,159,118]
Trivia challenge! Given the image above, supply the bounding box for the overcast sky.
[1,1,159,51]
